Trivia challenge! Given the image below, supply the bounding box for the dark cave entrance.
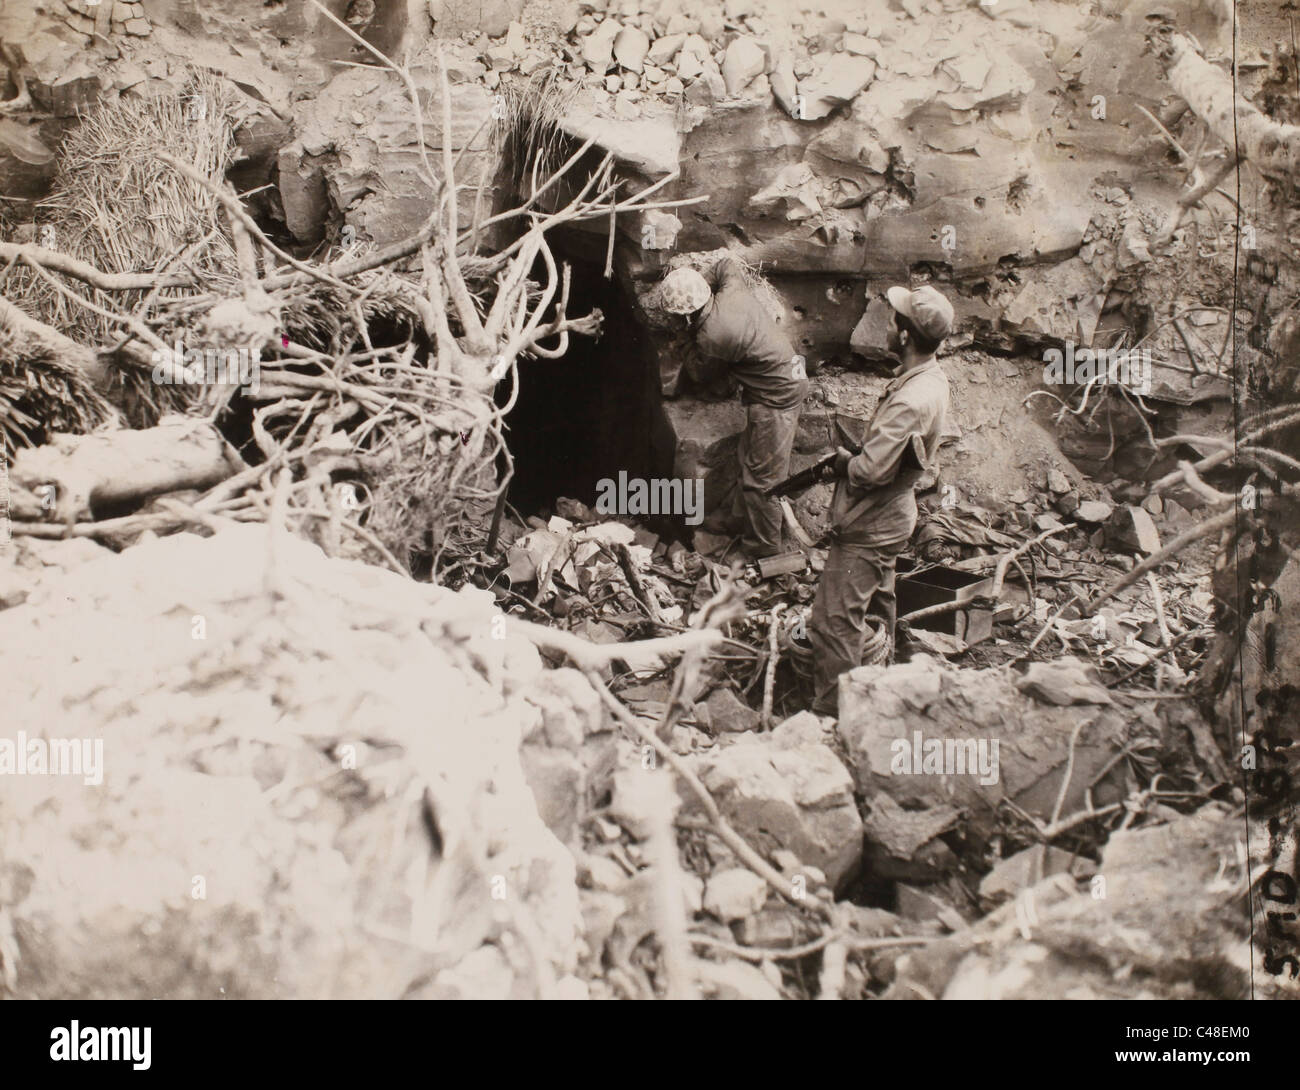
[500,229,660,518]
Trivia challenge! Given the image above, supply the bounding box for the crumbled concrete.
[1107,504,1161,554]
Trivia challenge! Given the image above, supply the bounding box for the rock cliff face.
[0,0,1282,507]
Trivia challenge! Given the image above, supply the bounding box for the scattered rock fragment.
[838,657,1133,843]
[897,806,1259,999]
[1074,500,1113,523]
[978,846,1090,902]
[646,31,684,66]
[796,54,875,120]
[703,868,769,922]
[721,37,766,97]
[702,686,760,734]
[1016,657,1113,706]
[581,17,622,70]
[695,958,782,999]
[613,25,649,72]
[693,718,863,889]
[1107,504,1161,555]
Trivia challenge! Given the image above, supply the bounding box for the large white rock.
[0,525,592,998]
[836,656,1135,845]
[690,714,863,890]
[613,25,650,73]
[703,869,769,923]
[580,17,622,70]
[647,31,685,67]
[721,37,766,97]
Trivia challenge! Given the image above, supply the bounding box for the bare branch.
[435,51,489,354]
[0,241,187,291]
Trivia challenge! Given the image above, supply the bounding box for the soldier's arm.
[845,395,924,489]
[706,254,743,294]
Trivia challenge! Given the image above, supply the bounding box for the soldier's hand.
[833,447,853,477]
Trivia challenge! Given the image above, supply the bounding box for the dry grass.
[8,72,241,424]
[0,347,112,462]
[498,69,583,202]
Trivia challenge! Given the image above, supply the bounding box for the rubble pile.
[884,806,1270,1000]
[490,442,1216,720]
[0,486,1244,999]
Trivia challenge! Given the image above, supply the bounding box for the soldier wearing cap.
[660,258,809,558]
[809,284,953,716]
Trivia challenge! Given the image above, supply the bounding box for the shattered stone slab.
[837,655,1137,843]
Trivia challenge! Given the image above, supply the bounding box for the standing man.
[809,285,953,716]
[661,257,809,558]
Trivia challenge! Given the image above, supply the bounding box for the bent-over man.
[661,257,809,558]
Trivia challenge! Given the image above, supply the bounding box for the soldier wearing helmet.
[660,257,809,558]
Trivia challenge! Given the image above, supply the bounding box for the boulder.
[686,64,727,106]
[797,54,876,121]
[674,35,710,81]
[1015,657,1113,706]
[520,668,617,847]
[1054,491,1080,516]
[639,209,681,251]
[691,715,863,889]
[836,656,1137,844]
[279,67,496,246]
[558,99,680,178]
[1074,499,1114,524]
[695,959,781,999]
[889,806,1263,999]
[721,37,766,97]
[701,686,760,734]
[580,17,622,70]
[978,845,1091,903]
[861,793,961,882]
[428,0,524,38]
[747,162,823,221]
[0,525,585,998]
[613,26,650,72]
[849,297,894,360]
[768,51,798,117]
[647,32,685,67]
[703,869,769,922]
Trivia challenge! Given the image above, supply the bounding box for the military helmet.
[661,268,711,315]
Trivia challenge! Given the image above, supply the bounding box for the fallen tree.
[1,7,703,571]
[7,417,244,523]
[1159,31,1300,187]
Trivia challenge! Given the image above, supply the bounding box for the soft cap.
[886,284,954,345]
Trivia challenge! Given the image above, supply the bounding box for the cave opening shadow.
[500,235,658,519]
